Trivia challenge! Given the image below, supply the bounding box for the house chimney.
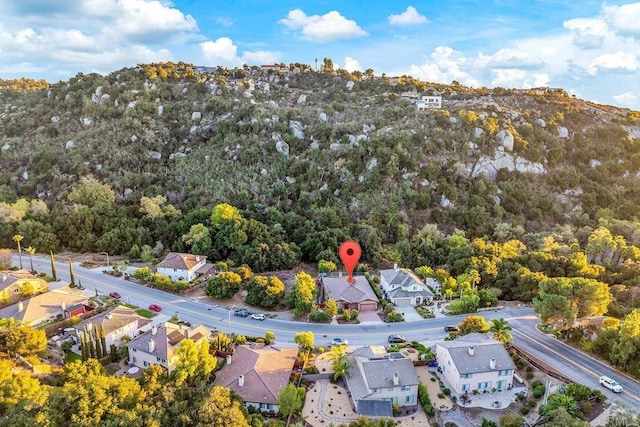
[87,323,93,331]
[393,373,399,386]
[393,263,398,270]
[226,355,232,365]
[148,339,155,353]
[490,358,496,370]
[2,274,6,281]
[61,301,66,311]
[151,326,157,336]
[196,256,200,262]
[468,346,475,356]
[106,313,113,320]
[238,375,244,387]
[184,328,189,339]
[18,301,24,312]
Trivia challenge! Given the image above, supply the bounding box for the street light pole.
[100,252,109,268]
[228,305,236,328]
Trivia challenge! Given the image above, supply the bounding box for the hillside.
[1,62,640,266]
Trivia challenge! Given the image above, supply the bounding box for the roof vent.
[148,339,155,353]
[490,358,496,370]
[238,374,244,387]
[151,326,158,336]
[468,346,475,356]
[393,373,399,386]
[17,301,24,312]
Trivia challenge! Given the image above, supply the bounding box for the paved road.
[10,254,640,408]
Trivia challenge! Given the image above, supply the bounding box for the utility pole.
[315,58,317,71]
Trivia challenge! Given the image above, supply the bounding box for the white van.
[599,375,623,393]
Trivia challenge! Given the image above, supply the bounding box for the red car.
[148,304,162,312]
[109,292,121,299]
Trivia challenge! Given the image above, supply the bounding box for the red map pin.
[339,240,361,284]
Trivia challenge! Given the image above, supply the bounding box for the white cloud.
[486,48,545,69]
[613,91,639,107]
[279,9,367,42]
[388,6,428,26]
[588,51,640,75]
[343,56,362,72]
[199,37,280,66]
[408,46,481,87]
[216,16,233,27]
[111,0,198,43]
[603,2,640,37]
[563,18,608,49]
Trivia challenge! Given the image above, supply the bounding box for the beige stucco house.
[379,266,434,306]
[155,252,215,282]
[71,305,153,348]
[321,275,379,311]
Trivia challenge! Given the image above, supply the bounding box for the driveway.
[397,305,424,322]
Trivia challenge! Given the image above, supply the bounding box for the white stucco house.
[345,346,420,417]
[416,95,442,110]
[155,252,215,282]
[71,306,153,348]
[379,266,434,306]
[435,333,516,396]
[126,322,210,372]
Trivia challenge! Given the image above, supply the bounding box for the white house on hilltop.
[435,333,516,396]
[155,252,214,282]
[379,265,434,306]
[416,95,442,110]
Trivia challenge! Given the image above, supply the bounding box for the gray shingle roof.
[322,276,379,304]
[437,333,515,375]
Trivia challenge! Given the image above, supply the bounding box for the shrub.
[235,335,247,345]
[438,393,445,399]
[519,407,530,415]
[443,388,451,396]
[418,383,435,416]
[525,372,534,380]
[525,366,534,373]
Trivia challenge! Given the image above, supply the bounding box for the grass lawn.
[64,351,83,364]
[136,309,155,318]
[124,303,137,309]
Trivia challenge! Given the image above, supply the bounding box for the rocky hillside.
[1,62,640,262]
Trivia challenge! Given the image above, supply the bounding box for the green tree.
[67,176,116,207]
[620,309,640,339]
[68,257,75,286]
[329,343,351,381]
[318,259,337,273]
[489,318,513,345]
[499,414,524,427]
[277,383,305,417]
[50,250,57,280]
[13,234,24,269]
[458,315,489,335]
[0,359,47,415]
[541,393,580,418]
[414,266,434,280]
[325,298,338,317]
[139,195,180,221]
[0,248,11,269]
[245,275,285,308]
[265,331,275,344]
[172,338,217,386]
[193,385,249,427]
[290,271,317,316]
[205,271,242,299]
[25,246,35,272]
[182,223,212,255]
[3,325,47,357]
[294,331,314,351]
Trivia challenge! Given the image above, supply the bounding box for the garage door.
[394,298,412,306]
[358,301,378,311]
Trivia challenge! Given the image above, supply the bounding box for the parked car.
[234,309,249,317]
[599,375,623,393]
[109,292,121,299]
[444,325,459,332]
[388,334,407,344]
[250,313,266,321]
[331,337,348,346]
[148,304,162,312]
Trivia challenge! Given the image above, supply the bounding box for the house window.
[132,348,137,352]
[462,373,472,379]
[477,381,492,390]
[390,397,398,404]
[157,357,161,362]
[132,357,137,363]
[405,395,414,403]
[498,369,512,376]
[143,361,148,367]
[374,389,380,394]
[401,385,411,391]
[260,403,269,409]
[447,360,451,366]
[497,380,507,390]
[462,384,470,391]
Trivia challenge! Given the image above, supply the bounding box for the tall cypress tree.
[50,251,57,281]
[100,323,107,357]
[94,327,102,358]
[81,332,88,361]
[68,258,75,286]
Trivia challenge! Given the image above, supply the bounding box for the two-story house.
[345,346,419,417]
[435,333,516,396]
[416,95,442,110]
[0,269,48,305]
[126,322,210,372]
[71,306,153,348]
[379,266,434,306]
[321,275,379,311]
[155,252,214,282]
[214,343,298,412]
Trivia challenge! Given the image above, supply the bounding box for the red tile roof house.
[154,252,215,282]
[320,275,380,311]
[214,344,299,412]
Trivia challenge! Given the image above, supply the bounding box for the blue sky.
[0,1,639,110]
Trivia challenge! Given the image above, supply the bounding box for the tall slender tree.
[100,323,107,356]
[12,234,24,269]
[26,246,36,272]
[68,258,75,286]
[50,251,57,280]
[489,318,513,346]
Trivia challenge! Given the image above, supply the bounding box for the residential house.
[155,252,215,282]
[126,322,210,372]
[345,346,420,417]
[379,266,434,306]
[71,305,153,348]
[214,343,298,412]
[416,95,442,110]
[0,285,88,326]
[0,269,48,305]
[435,333,516,396]
[321,275,379,311]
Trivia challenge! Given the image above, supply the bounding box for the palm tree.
[26,246,36,272]
[328,344,351,381]
[12,234,24,269]
[489,318,513,345]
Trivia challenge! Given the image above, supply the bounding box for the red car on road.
[148,304,162,312]
[109,292,121,299]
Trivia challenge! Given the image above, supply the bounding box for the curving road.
[10,254,640,408]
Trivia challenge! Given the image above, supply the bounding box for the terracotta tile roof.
[74,306,152,336]
[0,285,86,325]
[156,252,206,271]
